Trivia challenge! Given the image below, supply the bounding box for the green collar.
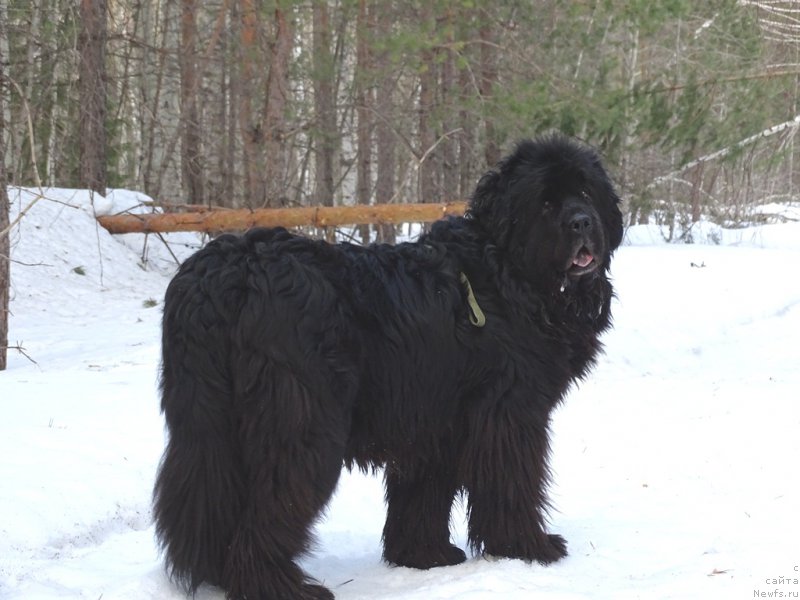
[459,272,486,328]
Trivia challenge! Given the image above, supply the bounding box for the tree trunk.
[238,0,264,208]
[78,0,108,195]
[108,0,140,187]
[312,1,337,211]
[226,2,239,207]
[355,0,373,243]
[439,9,458,199]
[213,5,231,207]
[141,0,173,200]
[458,56,475,200]
[418,6,438,204]
[262,2,293,208]
[13,1,39,182]
[478,19,499,168]
[1,0,9,370]
[180,0,205,205]
[374,3,396,244]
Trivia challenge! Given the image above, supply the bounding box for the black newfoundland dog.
[154,134,623,599]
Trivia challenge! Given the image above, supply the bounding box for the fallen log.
[97,202,468,234]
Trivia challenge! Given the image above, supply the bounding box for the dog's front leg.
[462,398,568,565]
[382,459,466,569]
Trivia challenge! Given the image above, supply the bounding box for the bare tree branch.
[648,114,800,190]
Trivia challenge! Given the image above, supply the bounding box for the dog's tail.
[153,279,244,592]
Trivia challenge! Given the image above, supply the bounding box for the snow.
[2,187,800,600]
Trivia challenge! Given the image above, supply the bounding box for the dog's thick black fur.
[154,134,624,599]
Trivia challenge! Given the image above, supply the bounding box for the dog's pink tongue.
[573,251,593,268]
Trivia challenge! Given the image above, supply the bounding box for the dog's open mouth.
[568,247,598,275]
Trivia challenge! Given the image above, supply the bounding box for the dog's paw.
[483,533,568,565]
[385,543,467,570]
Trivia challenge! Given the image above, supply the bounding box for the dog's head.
[468,134,623,291]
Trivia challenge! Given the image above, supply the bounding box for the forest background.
[2,0,800,241]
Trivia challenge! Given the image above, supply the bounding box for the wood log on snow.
[96,202,469,234]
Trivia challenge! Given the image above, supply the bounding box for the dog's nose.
[569,212,593,233]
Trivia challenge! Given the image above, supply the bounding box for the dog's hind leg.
[382,459,466,569]
[153,391,245,593]
[154,314,249,594]
[222,361,347,600]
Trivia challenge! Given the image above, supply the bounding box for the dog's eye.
[581,191,591,202]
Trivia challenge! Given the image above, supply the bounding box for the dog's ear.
[593,159,624,252]
[606,189,624,252]
[470,169,501,210]
[467,169,514,247]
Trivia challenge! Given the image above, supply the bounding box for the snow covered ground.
[2,188,799,600]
